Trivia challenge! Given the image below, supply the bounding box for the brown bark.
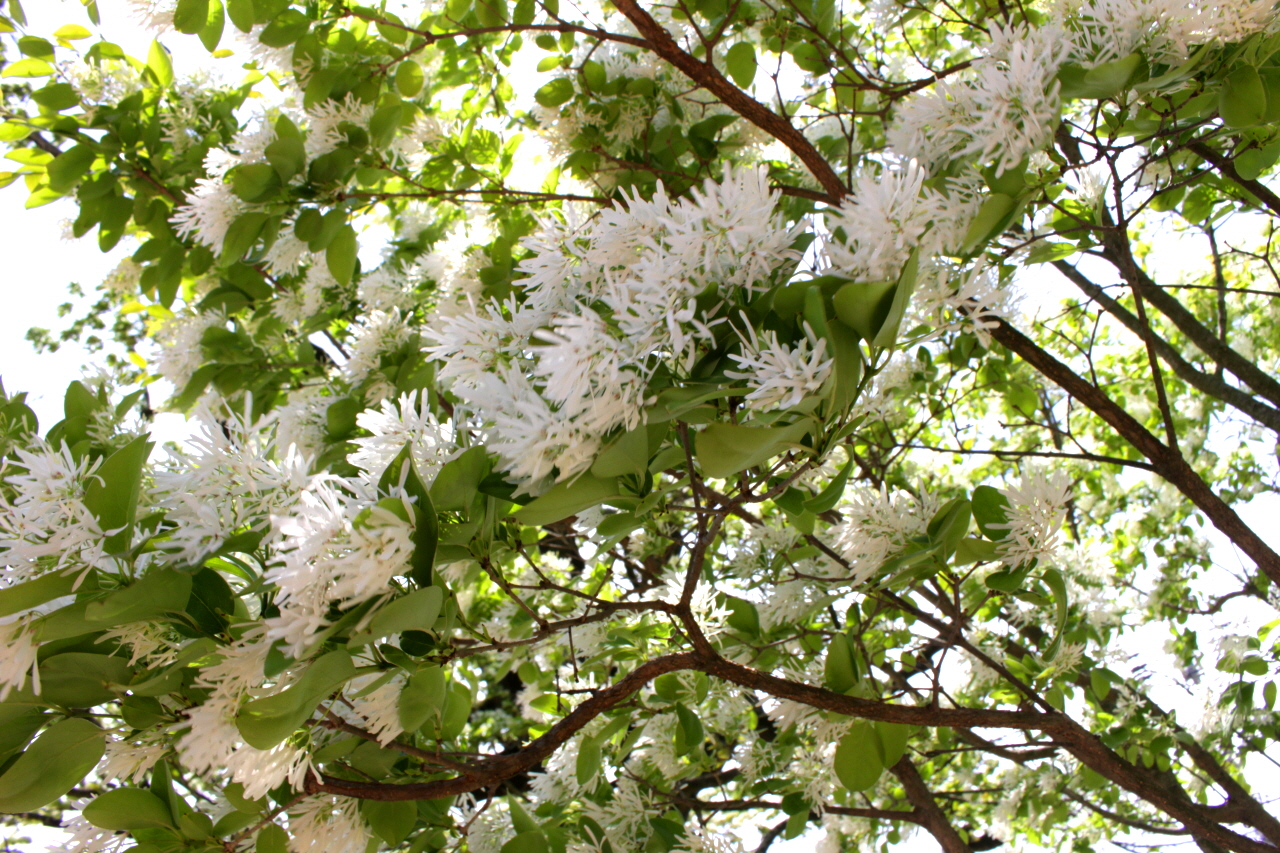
[1054,260,1280,433]
[988,319,1280,593]
[607,0,848,202]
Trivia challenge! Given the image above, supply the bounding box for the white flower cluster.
[1057,0,1278,67]
[992,468,1073,568]
[889,26,1072,176]
[832,486,943,584]
[429,166,802,493]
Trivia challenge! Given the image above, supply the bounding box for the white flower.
[267,480,416,657]
[305,94,375,160]
[154,405,311,563]
[151,311,226,393]
[125,0,176,33]
[342,309,413,392]
[227,740,314,801]
[350,675,407,746]
[101,736,167,785]
[0,442,109,575]
[288,795,370,853]
[171,151,250,256]
[0,618,39,700]
[177,698,242,777]
[993,468,1072,568]
[50,815,133,853]
[726,321,833,412]
[832,486,942,584]
[888,26,1070,175]
[349,394,459,484]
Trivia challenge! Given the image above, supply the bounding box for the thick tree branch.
[892,757,969,853]
[606,0,847,202]
[988,319,1280,596]
[307,652,698,800]
[1100,228,1280,410]
[1187,139,1280,218]
[1053,260,1280,433]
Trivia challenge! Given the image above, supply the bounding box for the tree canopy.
[1,0,1280,851]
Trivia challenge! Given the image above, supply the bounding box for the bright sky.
[3,3,1280,852]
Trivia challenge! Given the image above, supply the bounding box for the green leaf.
[224,782,267,813]
[971,485,1011,540]
[54,25,93,39]
[953,536,999,564]
[673,702,703,756]
[396,61,425,97]
[186,568,237,635]
[46,144,95,192]
[475,0,508,26]
[1040,568,1069,662]
[173,0,210,33]
[231,162,281,202]
[960,194,1018,255]
[226,0,254,31]
[576,734,602,785]
[873,722,910,767]
[398,665,446,731]
[84,567,192,626]
[326,224,358,286]
[805,458,852,514]
[0,570,85,618]
[0,698,47,763]
[534,77,575,108]
[513,473,621,526]
[1089,669,1111,702]
[30,82,79,111]
[199,0,225,51]
[832,280,895,343]
[1220,65,1267,128]
[694,420,812,479]
[221,212,268,262]
[359,587,443,646]
[256,824,288,853]
[1058,53,1142,100]
[500,831,549,853]
[926,497,971,560]
[378,445,438,585]
[724,595,760,636]
[824,633,858,694]
[236,650,356,749]
[591,425,649,478]
[362,800,416,846]
[120,694,167,729]
[146,39,174,87]
[264,134,305,183]
[2,58,54,77]
[0,718,105,813]
[581,59,606,91]
[833,721,883,791]
[430,446,490,512]
[38,653,134,706]
[724,42,756,88]
[82,434,153,553]
[370,103,404,149]
[259,9,309,46]
[83,788,175,830]
[1025,241,1077,265]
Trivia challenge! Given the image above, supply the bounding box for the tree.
[0,0,1279,850]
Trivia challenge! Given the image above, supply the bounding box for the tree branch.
[1187,139,1280,218]
[606,0,847,202]
[1053,260,1280,434]
[988,319,1280,600]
